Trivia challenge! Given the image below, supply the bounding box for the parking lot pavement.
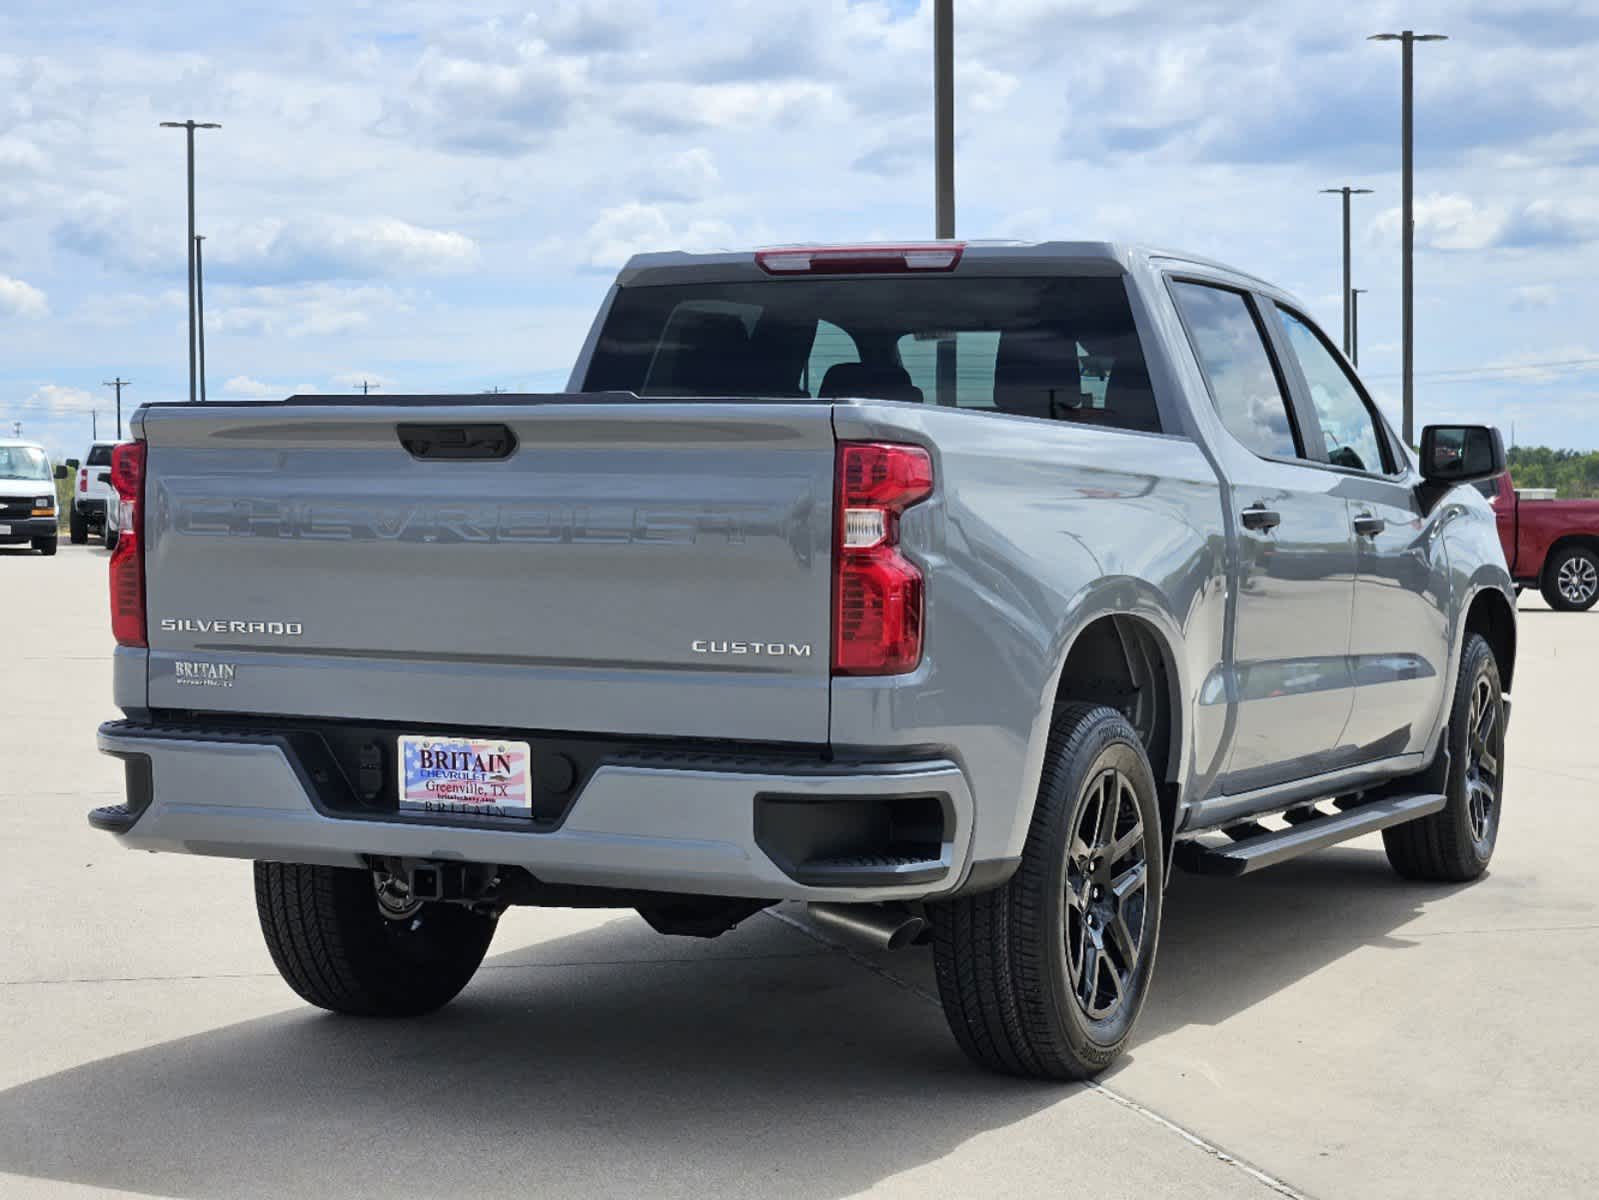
[2,543,1596,1199]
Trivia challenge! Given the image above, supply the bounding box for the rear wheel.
[1383,633,1504,882]
[69,508,87,544]
[254,862,497,1017]
[1542,544,1599,611]
[929,704,1163,1079]
[103,527,118,552]
[33,535,57,556]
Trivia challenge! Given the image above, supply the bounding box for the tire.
[254,862,497,1017]
[1541,544,1599,611]
[33,536,57,556]
[1383,633,1505,882]
[929,703,1164,1079]
[69,508,87,545]
[103,528,118,552]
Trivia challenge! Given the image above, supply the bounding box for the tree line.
[1505,447,1599,498]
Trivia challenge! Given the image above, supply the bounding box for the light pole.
[159,120,221,404]
[1320,186,1373,357]
[103,377,130,438]
[194,236,209,403]
[932,0,955,405]
[1351,289,1368,368]
[1369,31,1447,445]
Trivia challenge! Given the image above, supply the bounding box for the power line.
[1365,356,1599,383]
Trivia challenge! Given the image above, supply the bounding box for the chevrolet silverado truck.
[1479,472,1599,610]
[92,242,1516,1080]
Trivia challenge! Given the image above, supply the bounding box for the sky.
[3,0,1599,459]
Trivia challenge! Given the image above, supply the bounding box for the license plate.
[398,735,533,819]
[0,524,10,535]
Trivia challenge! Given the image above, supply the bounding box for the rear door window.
[584,275,1163,434]
[1171,282,1300,459]
[87,444,114,466]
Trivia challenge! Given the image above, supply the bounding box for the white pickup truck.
[70,440,126,547]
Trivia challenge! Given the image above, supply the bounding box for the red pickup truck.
[1482,473,1599,610]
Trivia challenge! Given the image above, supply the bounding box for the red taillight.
[78,468,87,493]
[833,442,933,676]
[756,244,964,275]
[108,441,147,648]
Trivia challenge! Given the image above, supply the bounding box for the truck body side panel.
[828,401,1226,866]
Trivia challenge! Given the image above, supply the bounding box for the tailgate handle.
[397,423,518,461]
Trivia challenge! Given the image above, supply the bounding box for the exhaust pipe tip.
[806,902,927,952]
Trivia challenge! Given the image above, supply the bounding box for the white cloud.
[0,275,50,319]
[223,376,287,398]
[23,384,94,415]
[1510,285,1558,310]
[0,136,45,173]
[208,284,413,339]
[212,217,478,282]
[582,203,738,270]
[1373,194,1508,252]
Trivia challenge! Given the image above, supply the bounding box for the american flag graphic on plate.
[398,735,534,819]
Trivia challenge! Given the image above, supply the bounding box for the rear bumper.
[94,721,976,902]
[75,499,106,520]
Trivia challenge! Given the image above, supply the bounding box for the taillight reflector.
[108,441,147,648]
[757,244,964,275]
[833,442,933,676]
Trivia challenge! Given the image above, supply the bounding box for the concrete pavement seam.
[765,907,1315,1200]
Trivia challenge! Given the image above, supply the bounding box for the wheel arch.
[1046,601,1187,858]
[1463,585,1517,693]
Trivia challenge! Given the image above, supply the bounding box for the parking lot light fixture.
[1369,31,1448,444]
[1320,187,1374,357]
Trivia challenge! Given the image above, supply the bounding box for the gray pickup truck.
[93,241,1515,1079]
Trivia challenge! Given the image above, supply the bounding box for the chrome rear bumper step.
[1174,792,1448,877]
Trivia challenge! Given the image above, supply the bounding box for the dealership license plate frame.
[398,734,534,820]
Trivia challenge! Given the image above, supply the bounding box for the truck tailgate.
[139,400,835,742]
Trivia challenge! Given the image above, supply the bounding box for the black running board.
[1173,793,1447,877]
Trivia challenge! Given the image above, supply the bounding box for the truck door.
[1267,304,1451,766]
[1170,281,1358,793]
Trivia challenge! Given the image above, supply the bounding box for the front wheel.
[1542,545,1599,611]
[69,509,87,544]
[929,704,1163,1079]
[33,536,57,556]
[254,862,497,1017]
[1383,633,1505,881]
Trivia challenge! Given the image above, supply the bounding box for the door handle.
[1241,506,1281,532]
[397,423,517,461]
[1354,512,1386,538]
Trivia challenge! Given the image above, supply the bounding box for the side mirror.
[65,458,80,470]
[98,471,113,485]
[1419,424,1506,487]
[53,465,68,480]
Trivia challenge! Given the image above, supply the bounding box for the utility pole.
[103,377,131,438]
[933,0,956,405]
[358,380,380,395]
[1370,31,1447,445]
[159,119,221,404]
[92,410,98,439]
[1320,187,1373,357]
[1350,289,1368,368]
[194,235,209,402]
[10,421,20,439]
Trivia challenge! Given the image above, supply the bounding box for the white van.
[0,439,63,556]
